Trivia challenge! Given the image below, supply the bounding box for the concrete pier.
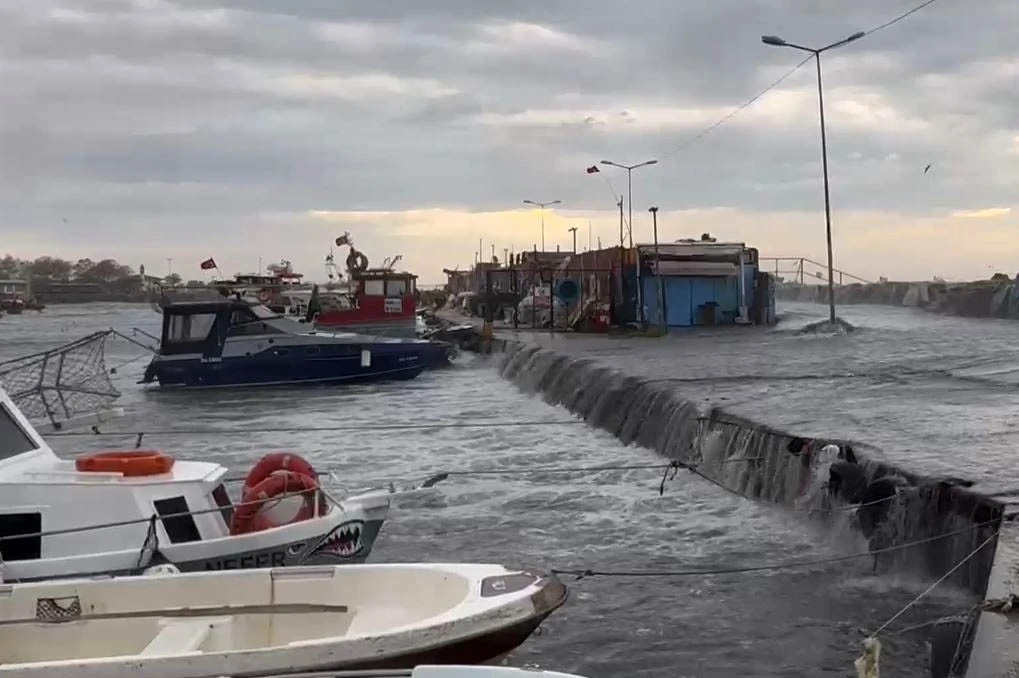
[436,309,1016,675]
[777,278,1019,320]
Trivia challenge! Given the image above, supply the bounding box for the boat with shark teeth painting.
[0,380,391,582]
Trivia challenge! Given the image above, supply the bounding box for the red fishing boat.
[283,234,421,337]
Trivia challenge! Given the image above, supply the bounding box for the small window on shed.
[153,496,201,544]
[0,513,42,561]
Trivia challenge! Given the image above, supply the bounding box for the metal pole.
[540,206,545,251]
[815,52,836,324]
[627,169,633,249]
[650,206,663,332]
[569,227,577,254]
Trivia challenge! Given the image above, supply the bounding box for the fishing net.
[0,331,120,430]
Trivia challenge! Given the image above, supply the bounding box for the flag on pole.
[585,165,600,174]
[200,257,217,270]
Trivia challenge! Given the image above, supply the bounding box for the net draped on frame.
[0,331,121,429]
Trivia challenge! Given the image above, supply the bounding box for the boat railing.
[0,485,346,552]
[216,671,432,678]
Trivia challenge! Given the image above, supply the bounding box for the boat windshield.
[0,402,39,460]
[249,304,283,320]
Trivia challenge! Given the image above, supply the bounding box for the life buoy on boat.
[346,250,369,272]
[258,289,272,303]
[241,452,320,496]
[75,450,175,477]
[229,471,324,536]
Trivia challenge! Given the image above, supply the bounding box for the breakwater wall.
[496,341,1002,592]
[777,279,1019,319]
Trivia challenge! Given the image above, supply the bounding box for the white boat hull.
[0,563,568,678]
[3,492,390,583]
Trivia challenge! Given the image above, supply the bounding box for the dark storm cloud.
[1,0,1017,253]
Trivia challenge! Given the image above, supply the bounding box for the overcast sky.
[1,0,1016,284]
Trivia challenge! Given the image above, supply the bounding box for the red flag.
[585,165,600,174]
[200,257,217,270]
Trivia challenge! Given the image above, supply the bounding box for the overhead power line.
[656,0,945,162]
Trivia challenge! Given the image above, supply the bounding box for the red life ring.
[242,453,319,496]
[230,471,323,536]
[76,451,175,477]
[258,289,272,303]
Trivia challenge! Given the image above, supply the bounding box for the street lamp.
[522,199,562,251]
[567,226,578,254]
[761,30,864,325]
[600,159,657,325]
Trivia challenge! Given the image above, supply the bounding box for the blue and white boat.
[141,297,453,389]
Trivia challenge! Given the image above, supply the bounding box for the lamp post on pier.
[649,206,664,332]
[522,199,562,252]
[600,159,657,325]
[761,30,864,325]
[567,226,578,254]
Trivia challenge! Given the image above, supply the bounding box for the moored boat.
[0,562,568,677]
[0,382,391,582]
[141,296,453,389]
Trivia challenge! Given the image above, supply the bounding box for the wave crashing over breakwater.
[499,343,1002,594]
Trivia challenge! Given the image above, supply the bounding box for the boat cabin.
[349,268,417,315]
[155,298,291,357]
[0,386,237,580]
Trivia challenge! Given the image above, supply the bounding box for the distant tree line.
[0,255,141,283]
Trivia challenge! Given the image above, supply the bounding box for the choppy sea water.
[0,302,983,677]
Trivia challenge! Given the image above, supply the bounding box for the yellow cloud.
[951,207,1012,219]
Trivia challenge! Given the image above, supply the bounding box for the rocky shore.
[776,278,1019,319]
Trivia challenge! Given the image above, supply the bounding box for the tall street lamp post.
[761,30,864,325]
[567,226,578,254]
[522,199,562,252]
[600,159,657,324]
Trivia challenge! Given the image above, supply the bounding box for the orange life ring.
[258,289,272,303]
[75,450,175,477]
[242,452,319,497]
[229,471,322,536]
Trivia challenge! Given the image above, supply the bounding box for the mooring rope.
[550,519,1000,580]
[47,420,589,439]
[866,530,1000,640]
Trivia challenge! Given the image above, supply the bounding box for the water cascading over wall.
[499,342,1003,595]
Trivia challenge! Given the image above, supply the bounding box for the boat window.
[363,280,385,296]
[153,496,202,544]
[385,279,408,296]
[322,294,354,311]
[228,308,284,337]
[0,403,38,460]
[167,313,216,343]
[210,484,233,526]
[0,513,41,561]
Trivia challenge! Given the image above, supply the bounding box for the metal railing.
[759,257,872,285]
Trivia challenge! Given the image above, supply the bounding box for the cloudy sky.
[1,0,1016,284]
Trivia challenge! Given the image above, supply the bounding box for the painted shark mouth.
[312,520,365,559]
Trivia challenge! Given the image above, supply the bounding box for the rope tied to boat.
[550,519,1001,580]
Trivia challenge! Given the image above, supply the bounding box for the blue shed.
[637,241,759,328]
